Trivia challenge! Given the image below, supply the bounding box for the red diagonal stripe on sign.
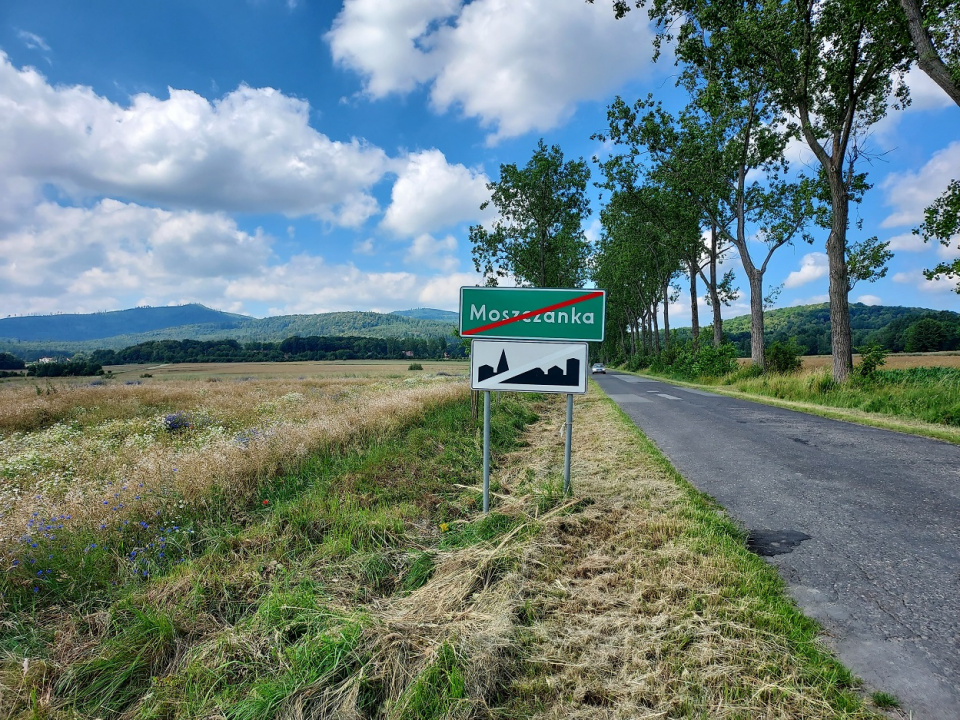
[462,290,604,336]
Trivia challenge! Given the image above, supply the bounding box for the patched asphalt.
[592,372,960,719]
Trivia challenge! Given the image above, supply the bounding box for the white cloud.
[0,52,389,225]
[885,231,927,252]
[881,141,960,229]
[405,233,459,272]
[382,149,491,235]
[353,238,375,255]
[855,294,882,306]
[0,197,481,317]
[892,269,957,294]
[327,0,657,141]
[225,257,478,314]
[0,200,273,316]
[17,30,51,53]
[784,252,829,288]
[789,294,829,306]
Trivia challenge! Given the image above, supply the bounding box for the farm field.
[798,352,960,370]
[0,363,895,717]
[103,359,470,381]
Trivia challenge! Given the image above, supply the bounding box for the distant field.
[104,359,470,381]
[800,352,960,370]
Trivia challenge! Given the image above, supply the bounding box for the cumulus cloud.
[784,252,829,288]
[855,294,883,306]
[405,233,459,272]
[881,141,960,229]
[892,269,957,294]
[885,232,927,252]
[225,257,477,314]
[382,149,491,235]
[0,52,389,225]
[0,197,481,316]
[0,200,273,315]
[327,0,657,141]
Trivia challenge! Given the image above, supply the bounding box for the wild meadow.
[719,364,960,429]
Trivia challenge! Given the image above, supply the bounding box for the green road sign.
[459,287,606,342]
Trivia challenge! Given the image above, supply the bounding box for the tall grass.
[0,377,467,609]
[720,366,960,426]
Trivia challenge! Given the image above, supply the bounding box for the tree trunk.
[688,261,700,347]
[747,269,765,369]
[652,303,661,355]
[827,187,853,382]
[662,279,671,353]
[899,0,960,107]
[709,225,723,347]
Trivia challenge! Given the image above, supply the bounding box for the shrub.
[766,340,803,374]
[408,363,423,371]
[693,343,739,378]
[855,344,888,379]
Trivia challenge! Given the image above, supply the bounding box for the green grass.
[3,392,538,718]
[719,366,960,427]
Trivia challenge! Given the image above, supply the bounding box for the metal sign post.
[482,390,491,513]
[563,393,573,495]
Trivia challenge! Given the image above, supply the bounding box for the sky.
[0,0,957,327]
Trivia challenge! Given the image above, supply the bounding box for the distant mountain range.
[0,304,460,358]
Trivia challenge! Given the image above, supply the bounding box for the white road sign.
[470,340,588,394]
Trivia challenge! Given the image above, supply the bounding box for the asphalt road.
[592,371,960,719]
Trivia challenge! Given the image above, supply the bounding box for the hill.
[0,304,250,342]
[0,305,459,360]
[391,308,459,322]
[720,303,960,355]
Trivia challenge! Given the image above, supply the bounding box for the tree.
[470,140,591,288]
[596,0,914,382]
[897,0,960,106]
[917,178,960,293]
[598,83,813,369]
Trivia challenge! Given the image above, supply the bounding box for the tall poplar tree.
[469,140,591,288]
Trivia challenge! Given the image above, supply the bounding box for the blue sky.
[0,0,957,326]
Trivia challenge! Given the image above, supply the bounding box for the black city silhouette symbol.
[477,349,580,387]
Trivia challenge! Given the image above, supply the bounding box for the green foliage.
[855,344,888,378]
[766,340,803,374]
[470,139,591,288]
[918,179,960,293]
[904,317,947,352]
[408,363,423,371]
[721,303,960,357]
[650,341,738,379]
[0,351,25,370]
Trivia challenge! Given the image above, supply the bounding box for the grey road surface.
[592,372,960,719]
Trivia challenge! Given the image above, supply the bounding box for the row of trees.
[469,0,958,381]
[88,335,465,365]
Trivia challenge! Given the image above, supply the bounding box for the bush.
[766,340,803,374]
[855,344,888,379]
[693,343,738,378]
[722,362,764,384]
[408,363,423,371]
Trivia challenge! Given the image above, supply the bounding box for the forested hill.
[722,303,960,355]
[0,304,250,342]
[0,305,460,359]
